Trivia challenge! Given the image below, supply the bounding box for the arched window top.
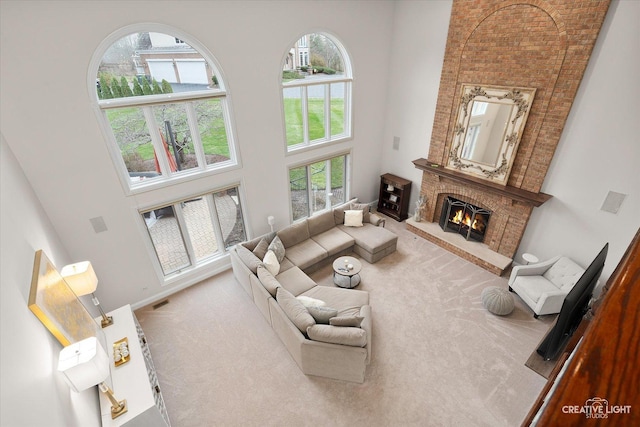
[281,32,351,81]
[281,32,353,152]
[95,30,222,101]
[90,24,237,194]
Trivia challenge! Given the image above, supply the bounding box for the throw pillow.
[329,315,364,327]
[262,250,280,276]
[306,325,367,347]
[268,235,286,263]
[333,200,354,225]
[350,202,371,223]
[252,238,269,260]
[276,287,316,333]
[344,210,364,227]
[307,306,338,324]
[257,264,281,297]
[296,295,326,308]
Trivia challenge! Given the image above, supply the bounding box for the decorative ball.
[481,286,515,315]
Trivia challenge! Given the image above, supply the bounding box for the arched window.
[91,26,237,193]
[281,33,352,152]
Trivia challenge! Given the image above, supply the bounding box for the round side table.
[522,253,539,265]
[332,256,362,288]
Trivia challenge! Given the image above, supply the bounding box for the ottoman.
[482,286,515,315]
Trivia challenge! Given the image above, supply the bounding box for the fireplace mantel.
[412,158,552,207]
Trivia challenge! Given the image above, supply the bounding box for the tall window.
[93,29,237,193]
[282,33,351,152]
[141,187,246,276]
[289,154,348,221]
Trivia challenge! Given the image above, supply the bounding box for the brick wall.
[416,0,611,269]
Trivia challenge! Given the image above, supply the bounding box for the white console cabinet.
[98,305,170,427]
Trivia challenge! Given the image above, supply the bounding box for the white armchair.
[508,256,585,318]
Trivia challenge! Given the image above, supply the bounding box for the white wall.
[385,0,639,284]
[383,0,452,205]
[0,135,100,427]
[0,1,394,312]
[516,0,640,284]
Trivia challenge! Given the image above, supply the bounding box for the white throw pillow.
[263,250,280,276]
[296,295,326,308]
[344,209,364,227]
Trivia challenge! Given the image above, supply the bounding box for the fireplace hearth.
[439,196,491,242]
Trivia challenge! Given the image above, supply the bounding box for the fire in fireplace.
[439,196,491,242]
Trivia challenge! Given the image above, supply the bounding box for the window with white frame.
[289,154,348,221]
[141,186,246,276]
[93,29,237,193]
[282,33,351,151]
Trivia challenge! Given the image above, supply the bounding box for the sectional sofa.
[230,199,398,382]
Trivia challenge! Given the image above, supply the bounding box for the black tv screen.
[536,243,609,361]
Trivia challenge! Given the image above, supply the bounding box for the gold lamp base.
[110,399,128,419]
[100,315,113,328]
[99,383,128,419]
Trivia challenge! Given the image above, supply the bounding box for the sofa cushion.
[252,238,269,260]
[268,235,286,263]
[283,239,328,271]
[330,315,364,327]
[276,287,316,334]
[263,250,280,276]
[310,227,355,256]
[307,306,338,324]
[333,199,357,225]
[307,210,335,236]
[350,202,371,223]
[516,276,560,303]
[307,324,366,347]
[278,257,295,273]
[543,257,584,290]
[344,210,364,227]
[277,220,310,248]
[257,264,281,297]
[339,223,397,254]
[302,286,369,317]
[235,245,262,274]
[276,266,317,296]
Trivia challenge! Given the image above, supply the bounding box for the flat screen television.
[536,243,609,361]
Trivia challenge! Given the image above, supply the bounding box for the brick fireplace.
[408,0,611,275]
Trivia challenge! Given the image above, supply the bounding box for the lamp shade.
[58,337,110,392]
[61,261,98,296]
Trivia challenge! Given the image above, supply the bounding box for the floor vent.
[152,300,169,310]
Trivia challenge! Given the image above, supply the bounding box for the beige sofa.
[230,200,397,382]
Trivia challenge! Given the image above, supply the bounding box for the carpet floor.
[135,218,555,427]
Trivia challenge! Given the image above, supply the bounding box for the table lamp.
[61,261,113,328]
[58,337,127,419]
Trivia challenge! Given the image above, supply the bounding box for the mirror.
[447,84,536,185]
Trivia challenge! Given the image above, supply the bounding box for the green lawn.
[107,97,343,165]
[284,98,344,146]
[106,102,230,162]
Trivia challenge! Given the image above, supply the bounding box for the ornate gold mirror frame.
[446,84,536,185]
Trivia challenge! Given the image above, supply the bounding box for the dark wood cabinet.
[377,173,411,221]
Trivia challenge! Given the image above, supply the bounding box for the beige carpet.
[135,218,555,427]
